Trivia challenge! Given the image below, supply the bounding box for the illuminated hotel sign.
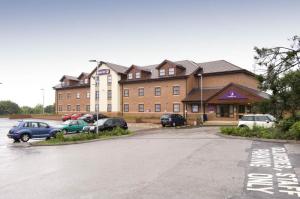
[97,69,110,75]
[219,90,247,100]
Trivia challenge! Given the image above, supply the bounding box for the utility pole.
[41,88,45,114]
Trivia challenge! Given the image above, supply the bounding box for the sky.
[0,0,299,107]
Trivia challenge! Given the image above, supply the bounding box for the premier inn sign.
[219,90,247,100]
[97,69,110,75]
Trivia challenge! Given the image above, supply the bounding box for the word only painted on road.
[246,147,300,197]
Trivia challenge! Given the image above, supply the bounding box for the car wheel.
[172,122,176,127]
[21,133,30,142]
[239,125,249,129]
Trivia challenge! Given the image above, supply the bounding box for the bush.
[278,117,296,132]
[220,125,300,140]
[289,121,300,139]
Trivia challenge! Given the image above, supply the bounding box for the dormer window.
[84,78,88,84]
[128,73,133,79]
[135,72,141,79]
[159,69,165,76]
[169,68,175,75]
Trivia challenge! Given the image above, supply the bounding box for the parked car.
[238,114,276,129]
[160,114,186,127]
[60,119,88,134]
[71,113,84,120]
[62,114,72,121]
[7,121,60,142]
[92,113,108,121]
[86,118,128,133]
[79,114,94,123]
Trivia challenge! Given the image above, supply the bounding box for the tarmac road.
[1,118,300,199]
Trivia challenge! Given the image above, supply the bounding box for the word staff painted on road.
[246,147,300,197]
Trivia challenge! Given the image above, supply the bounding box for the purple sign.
[219,90,247,100]
[97,69,110,75]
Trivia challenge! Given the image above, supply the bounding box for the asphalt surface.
[1,118,300,199]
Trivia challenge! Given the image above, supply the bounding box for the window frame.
[107,75,112,85]
[76,105,80,112]
[76,93,80,99]
[107,90,112,100]
[124,104,129,112]
[172,86,180,95]
[155,104,161,112]
[123,89,129,97]
[191,104,199,113]
[173,103,180,113]
[154,87,161,96]
[128,73,133,80]
[135,72,141,79]
[168,67,175,75]
[138,104,144,112]
[107,104,112,112]
[138,88,144,96]
[159,69,165,76]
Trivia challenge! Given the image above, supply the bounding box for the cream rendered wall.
[90,63,121,113]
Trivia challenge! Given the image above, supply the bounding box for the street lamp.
[197,73,203,124]
[40,89,45,114]
[89,59,100,134]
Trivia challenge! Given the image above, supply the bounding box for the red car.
[71,113,84,120]
[62,114,72,122]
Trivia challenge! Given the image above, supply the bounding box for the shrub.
[289,121,300,139]
[278,117,297,132]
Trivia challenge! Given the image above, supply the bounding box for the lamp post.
[40,88,45,114]
[89,60,100,134]
[197,73,203,123]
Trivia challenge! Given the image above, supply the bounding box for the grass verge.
[35,127,132,145]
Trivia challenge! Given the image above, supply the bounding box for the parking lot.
[1,118,300,199]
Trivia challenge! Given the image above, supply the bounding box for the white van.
[238,114,276,129]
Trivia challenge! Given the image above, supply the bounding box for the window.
[173,86,180,95]
[173,103,180,112]
[80,80,84,84]
[86,105,90,112]
[39,122,48,128]
[95,104,99,111]
[67,93,71,99]
[135,72,141,79]
[84,78,89,84]
[95,76,99,87]
[124,89,129,97]
[155,87,161,96]
[58,105,63,112]
[95,91,99,99]
[67,105,71,111]
[76,105,80,112]
[107,104,112,112]
[138,104,144,112]
[128,73,133,79]
[58,93,63,100]
[169,68,175,75]
[159,69,165,76]
[192,104,199,113]
[31,122,39,128]
[238,105,245,113]
[107,75,112,85]
[124,104,129,112]
[216,104,234,118]
[138,88,144,96]
[86,92,90,99]
[107,90,112,100]
[255,116,269,122]
[155,104,161,112]
[241,116,255,121]
[76,93,80,99]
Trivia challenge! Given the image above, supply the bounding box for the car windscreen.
[240,116,254,121]
[161,114,170,119]
[63,120,71,125]
[13,121,22,127]
[94,118,108,126]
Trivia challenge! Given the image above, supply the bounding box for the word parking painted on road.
[246,145,300,198]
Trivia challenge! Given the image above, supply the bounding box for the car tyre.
[21,133,30,142]
[172,122,176,127]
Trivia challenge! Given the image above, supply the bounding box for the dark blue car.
[7,121,60,142]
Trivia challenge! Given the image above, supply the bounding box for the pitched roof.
[198,60,254,75]
[140,60,201,79]
[88,61,128,77]
[125,65,151,74]
[183,83,269,102]
[60,75,79,82]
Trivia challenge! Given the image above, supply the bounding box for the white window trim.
[135,72,141,79]
[128,73,133,79]
[159,69,165,76]
[168,67,175,75]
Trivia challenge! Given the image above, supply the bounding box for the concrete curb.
[216,132,300,144]
[30,127,159,147]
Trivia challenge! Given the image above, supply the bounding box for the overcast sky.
[0,0,299,107]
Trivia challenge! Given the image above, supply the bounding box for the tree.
[254,36,300,118]
[44,105,55,114]
[32,104,44,114]
[20,106,34,114]
[0,100,21,115]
